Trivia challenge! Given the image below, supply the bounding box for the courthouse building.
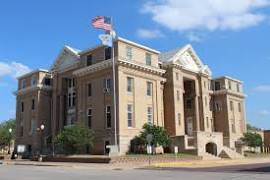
[15,37,246,158]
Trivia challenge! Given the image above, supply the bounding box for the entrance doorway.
[206,142,217,156]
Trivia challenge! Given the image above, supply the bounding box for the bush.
[130,123,171,154]
[241,132,263,148]
[54,123,94,154]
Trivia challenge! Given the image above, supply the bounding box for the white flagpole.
[111,17,118,152]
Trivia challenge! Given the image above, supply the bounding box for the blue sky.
[0,0,269,129]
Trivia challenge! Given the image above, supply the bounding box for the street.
[1,163,270,180]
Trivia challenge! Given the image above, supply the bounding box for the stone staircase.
[218,146,244,159]
[201,152,221,160]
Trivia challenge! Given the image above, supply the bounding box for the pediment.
[170,45,212,76]
[51,46,80,72]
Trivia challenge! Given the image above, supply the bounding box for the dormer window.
[31,76,37,86]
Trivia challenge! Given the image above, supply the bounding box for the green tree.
[54,123,94,154]
[131,123,171,151]
[241,132,263,148]
[0,119,16,148]
[246,123,261,131]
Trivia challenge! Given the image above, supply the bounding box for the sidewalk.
[2,159,147,170]
[3,156,270,170]
[152,157,270,168]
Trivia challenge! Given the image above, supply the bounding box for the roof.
[16,69,49,79]
[213,76,243,83]
[159,46,186,62]
[118,37,160,54]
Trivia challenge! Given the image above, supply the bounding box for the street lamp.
[8,128,12,154]
[39,124,45,157]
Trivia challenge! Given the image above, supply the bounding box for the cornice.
[212,89,246,98]
[15,84,52,96]
[73,57,166,77]
[118,57,166,76]
[73,59,113,77]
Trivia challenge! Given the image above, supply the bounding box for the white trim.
[118,37,160,54]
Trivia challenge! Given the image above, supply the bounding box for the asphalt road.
[0,163,270,180]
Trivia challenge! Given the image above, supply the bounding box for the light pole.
[8,128,12,154]
[39,124,45,156]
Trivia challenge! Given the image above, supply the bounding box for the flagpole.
[111,17,118,152]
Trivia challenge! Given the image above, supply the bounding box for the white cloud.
[259,110,270,116]
[137,28,164,39]
[186,32,203,42]
[142,0,270,32]
[253,85,270,92]
[0,61,31,78]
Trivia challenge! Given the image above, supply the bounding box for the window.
[237,84,240,92]
[126,46,132,61]
[68,93,71,107]
[19,119,23,137]
[68,78,75,88]
[146,82,152,96]
[214,81,221,90]
[177,113,181,126]
[145,53,152,65]
[44,78,51,86]
[31,99,35,110]
[72,92,76,106]
[147,107,153,124]
[127,104,133,127]
[21,79,26,89]
[86,55,93,66]
[215,102,222,111]
[231,119,236,133]
[88,83,92,97]
[230,101,234,111]
[177,90,180,101]
[106,106,112,128]
[238,102,241,112]
[206,117,209,128]
[31,76,37,86]
[105,47,112,60]
[21,102,24,112]
[30,119,36,135]
[176,72,179,80]
[104,78,111,90]
[127,77,133,93]
[228,81,232,90]
[186,99,192,109]
[87,109,92,128]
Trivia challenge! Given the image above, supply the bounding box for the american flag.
[92,16,112,31]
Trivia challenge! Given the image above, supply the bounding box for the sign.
[17,145,26,153]
[174,146,178,154]
[147,145,152,154]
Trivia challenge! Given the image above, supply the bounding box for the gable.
[162,44,212,76]
[51,46,81,72]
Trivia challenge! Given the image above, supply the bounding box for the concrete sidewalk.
[152,157,270,168]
